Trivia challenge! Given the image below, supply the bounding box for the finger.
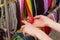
[34,15,44,19]
[27,20,29,22]
[20,25,25,31]
[34,15,40,19]
[23,29,26,36]
[22,27,29,36]
[22,20,29,25]
[27,16,30,20]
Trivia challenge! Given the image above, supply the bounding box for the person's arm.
[33,15,60,32]
[48,21,60,32]
[33,28,53,40]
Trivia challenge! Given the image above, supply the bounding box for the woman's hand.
[33,15,56,27]
[21,20,38,36]
[21,20,52,40]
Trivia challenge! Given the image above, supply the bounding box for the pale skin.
[33,15,60,32]
[21,15,60,40]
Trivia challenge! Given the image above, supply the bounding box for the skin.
[33,15,60,32]
[21,15,60,40]
[21,20,52,40]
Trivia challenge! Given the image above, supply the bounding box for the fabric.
[19,0,24,16]
[51,0,54,9]
[13,32,36,40]
[56,0,59,6]
[33,0,37,16]
[16,1,22,31]
[51,0,57,9]
[48,0,51,8]
[43,0,48,14]
[54,11,59,22]
[31,0,36,16]
[54,0,57,8]
[25,0,33,17]
[0,28,5,40]
[23,36,36,40]
[25,0,34,24]
[48,0,52,10]
[35,0,44,15]
[9,2,17,32]
[13,32,23,40]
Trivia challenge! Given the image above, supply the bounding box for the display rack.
[0,0,60,40]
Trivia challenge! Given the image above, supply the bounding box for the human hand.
[21,20,39,36]
[33,15,56,27]
[21,20,53,40]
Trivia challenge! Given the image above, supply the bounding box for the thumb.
[22,20,30,25]
[34,15,44,19]
[34,15,40,19]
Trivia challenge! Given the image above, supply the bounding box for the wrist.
[34,29,52,40]
[47,20,56,28]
